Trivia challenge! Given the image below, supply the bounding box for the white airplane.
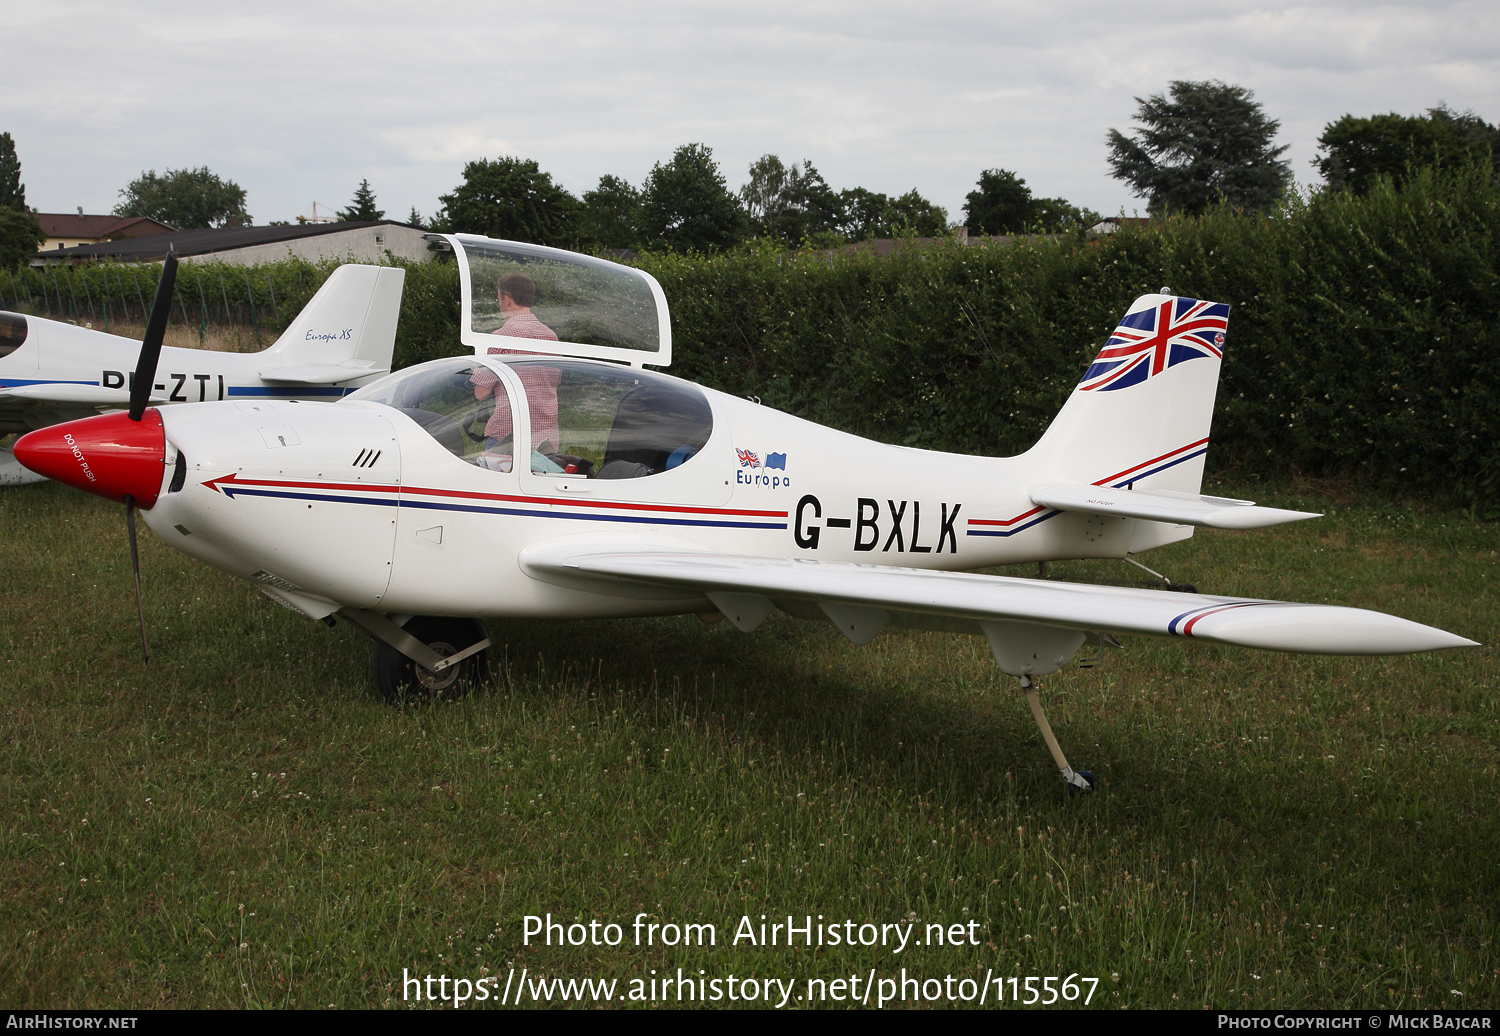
[13,235,1477,794]
[0,262,405,485]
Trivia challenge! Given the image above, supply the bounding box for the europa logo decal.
[735,448,789,488]
[305,328,354,343]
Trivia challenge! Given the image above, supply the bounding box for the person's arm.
[472,368,497,400]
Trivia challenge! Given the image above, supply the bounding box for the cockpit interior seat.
[596,459,653,479]
[602,383,713,475]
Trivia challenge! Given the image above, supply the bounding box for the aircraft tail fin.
[1025,293,1229,498]
[261,264,405,368]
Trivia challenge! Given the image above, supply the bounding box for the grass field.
[0,479,1495,1009]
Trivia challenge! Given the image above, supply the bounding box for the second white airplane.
[0,263,404,484]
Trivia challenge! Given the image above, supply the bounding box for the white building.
[33,220,434,266]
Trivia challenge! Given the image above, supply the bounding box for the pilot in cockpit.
[471,272,562,453]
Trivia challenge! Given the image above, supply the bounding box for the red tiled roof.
[34,213,175,238]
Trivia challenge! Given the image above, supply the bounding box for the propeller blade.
[129,250,179,422]
[125,494,149,662]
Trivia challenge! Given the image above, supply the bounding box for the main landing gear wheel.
[374,616,489,705]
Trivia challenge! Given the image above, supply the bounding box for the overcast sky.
[3,0,1497,227]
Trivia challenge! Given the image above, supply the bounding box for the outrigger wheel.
[372,616,490,704]
[1019,674,1095,796]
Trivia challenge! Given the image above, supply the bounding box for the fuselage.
[134,355,1201,621]
[0,317,375,434]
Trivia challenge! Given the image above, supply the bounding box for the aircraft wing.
[0,383,167,406]
[1031,483,1320,529]
[518,540,1474,656]
[258,361,390,384]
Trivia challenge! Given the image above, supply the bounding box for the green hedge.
[639,163,1500,516]
[4,163,1496,514]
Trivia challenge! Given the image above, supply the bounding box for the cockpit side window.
[505,361,712,479]
[343,356,521,473]
[0,312,28,359]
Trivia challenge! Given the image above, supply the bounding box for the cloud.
[2,0,1496,220]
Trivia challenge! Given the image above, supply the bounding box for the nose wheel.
[339,609,491,704]
[373,616,490,703]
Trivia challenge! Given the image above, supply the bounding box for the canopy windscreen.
[457,237,665,360]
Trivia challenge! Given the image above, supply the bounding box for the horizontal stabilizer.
[519,540,1475,656]
[1031,483,1320,530]
[0,383,167,406]
[257,361,390,385]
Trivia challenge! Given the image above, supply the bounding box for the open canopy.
[441,235,671,367]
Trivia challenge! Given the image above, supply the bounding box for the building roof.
[32,220,422,263]
[34,213,176,239]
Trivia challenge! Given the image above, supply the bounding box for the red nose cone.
[14,409,167,508]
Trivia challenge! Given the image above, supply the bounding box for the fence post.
[196,272,208,345]
[265,272,279,321]
[132,270,148,319]
[113,267,128,322]
[64,268,78,320]
[218,269,232,329]
[244,268,261,346]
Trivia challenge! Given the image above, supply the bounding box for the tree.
[832,186,947,240]
[338,179,384,222]
[964,169,1034,234]
[0,131,42,270]
[0,207,44,272]
[740,155,843,243]
[740,154,793,232]
[1106,80,1291,216]
[836,187,891,240]
[114,167,250,228]
[1315,105,1498,194]
[407,207,425,229]
[639,144,747,252]
[784,163,844,239]
[434,157,579,246]
[1030,196,1098,232]
[963,169,1095,234]
[886,190,948,236]
[578,174,642,249]
[0,132,25,211]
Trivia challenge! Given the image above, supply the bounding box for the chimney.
[77,206,83,215]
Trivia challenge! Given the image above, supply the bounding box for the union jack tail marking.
[1078,297,1229,392]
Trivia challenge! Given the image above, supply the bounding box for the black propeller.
[123,249,179,660]
[130,250,177,420]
